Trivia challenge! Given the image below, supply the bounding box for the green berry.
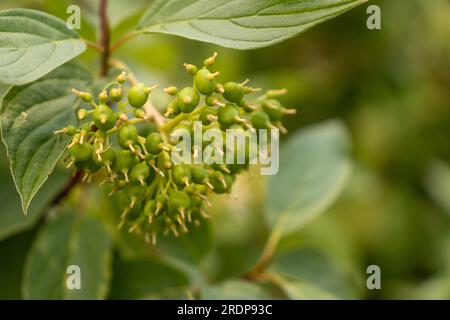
[262,99,284,122]
[93,104,116,131]
[165,100,180,117]
[76,158,101,173]
[205,92,223,106]
[128,84,150,108]
[125,182,147,202]
[69,144,93,162]
[157,151,173,170]
[194,68,217,95]
[217,104,239,128]
[191,166,209,184]
[200,109,217,126]
[168,190,191,211]
[145,132,164,155]
[177,87,200,113]
[250,110,271,129]
[210,172,234,194]
[172,165,191,187]
[93,147,116,166]
[114,150,138,174]
[118,124,138,149]
[129,162,150,184]
[134,108,146,119]
[223,82,244,104]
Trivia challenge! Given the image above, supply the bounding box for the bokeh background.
[1,0,450,299]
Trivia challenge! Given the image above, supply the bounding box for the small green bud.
[114,150,138,174]
[223,82,244,104]
[98,90,109,103]
[110,87,122,102]
[128,83,156,108]
[118,124,138,149]
[77,108,88,120]
[129,162,150,185]
[69,144,93,162]
[184,63,198,76]
[164,86,178,96]
[250,110,271,129]
[117,71,127,84]
[172,165,192,187]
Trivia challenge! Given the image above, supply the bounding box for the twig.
[110,31,141,53]
[99,0,110,77]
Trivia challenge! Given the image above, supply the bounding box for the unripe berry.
[210,172,234,194]
[114,150,138,174]
[93,146,116,166]
[217,104,239,128]
[200,109,217,126]
[223,82,244,104]
[128,84,150,108]
[129,162,150,185]
[110,87,122,102]
[205,92,224,107]
[177,87,200,113]
[168,190,191,211]
[250,110,271,129]
[78,158,101,174]
[194,68,218,95]
[69,143,93,162]
[164,100,180,117]
[93,104,116,131]
[157,151,173,170]
[145,132,164,155]
[191,166,209,184]
[262,99,283,121]
[118,124,138,149]
[134,108,147,119]
[125,182,147,203]
[172,165,191,187]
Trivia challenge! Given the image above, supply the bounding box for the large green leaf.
[266,120,352,235]
[0,229,36,299]
[0,9,86,85]
[0,63,91,214]
[137,0,366,50]
[270,247,356,299]
[202,280,270,299]
[0,153,69,241]
[22,212,112,299]
[109,257,189,299]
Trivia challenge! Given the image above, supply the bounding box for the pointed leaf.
[138,0,367,50]
[0,63,91,213]
[0,9,86,85]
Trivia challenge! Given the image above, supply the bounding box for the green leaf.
[0,229,37,299]
[266,120,352,234]
[0,9,86,85]
[0,154,69,241]
[0,63,91,214]
[270,247,356,299]
[202,280,270,299]
[109,257,189,299]
[22,212,112,299]
[137,0,366,50]
[273,277,338,300]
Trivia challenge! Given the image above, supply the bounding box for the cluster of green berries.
[56,53,295,244]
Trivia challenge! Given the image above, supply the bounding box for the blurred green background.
[1,0,450,299]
